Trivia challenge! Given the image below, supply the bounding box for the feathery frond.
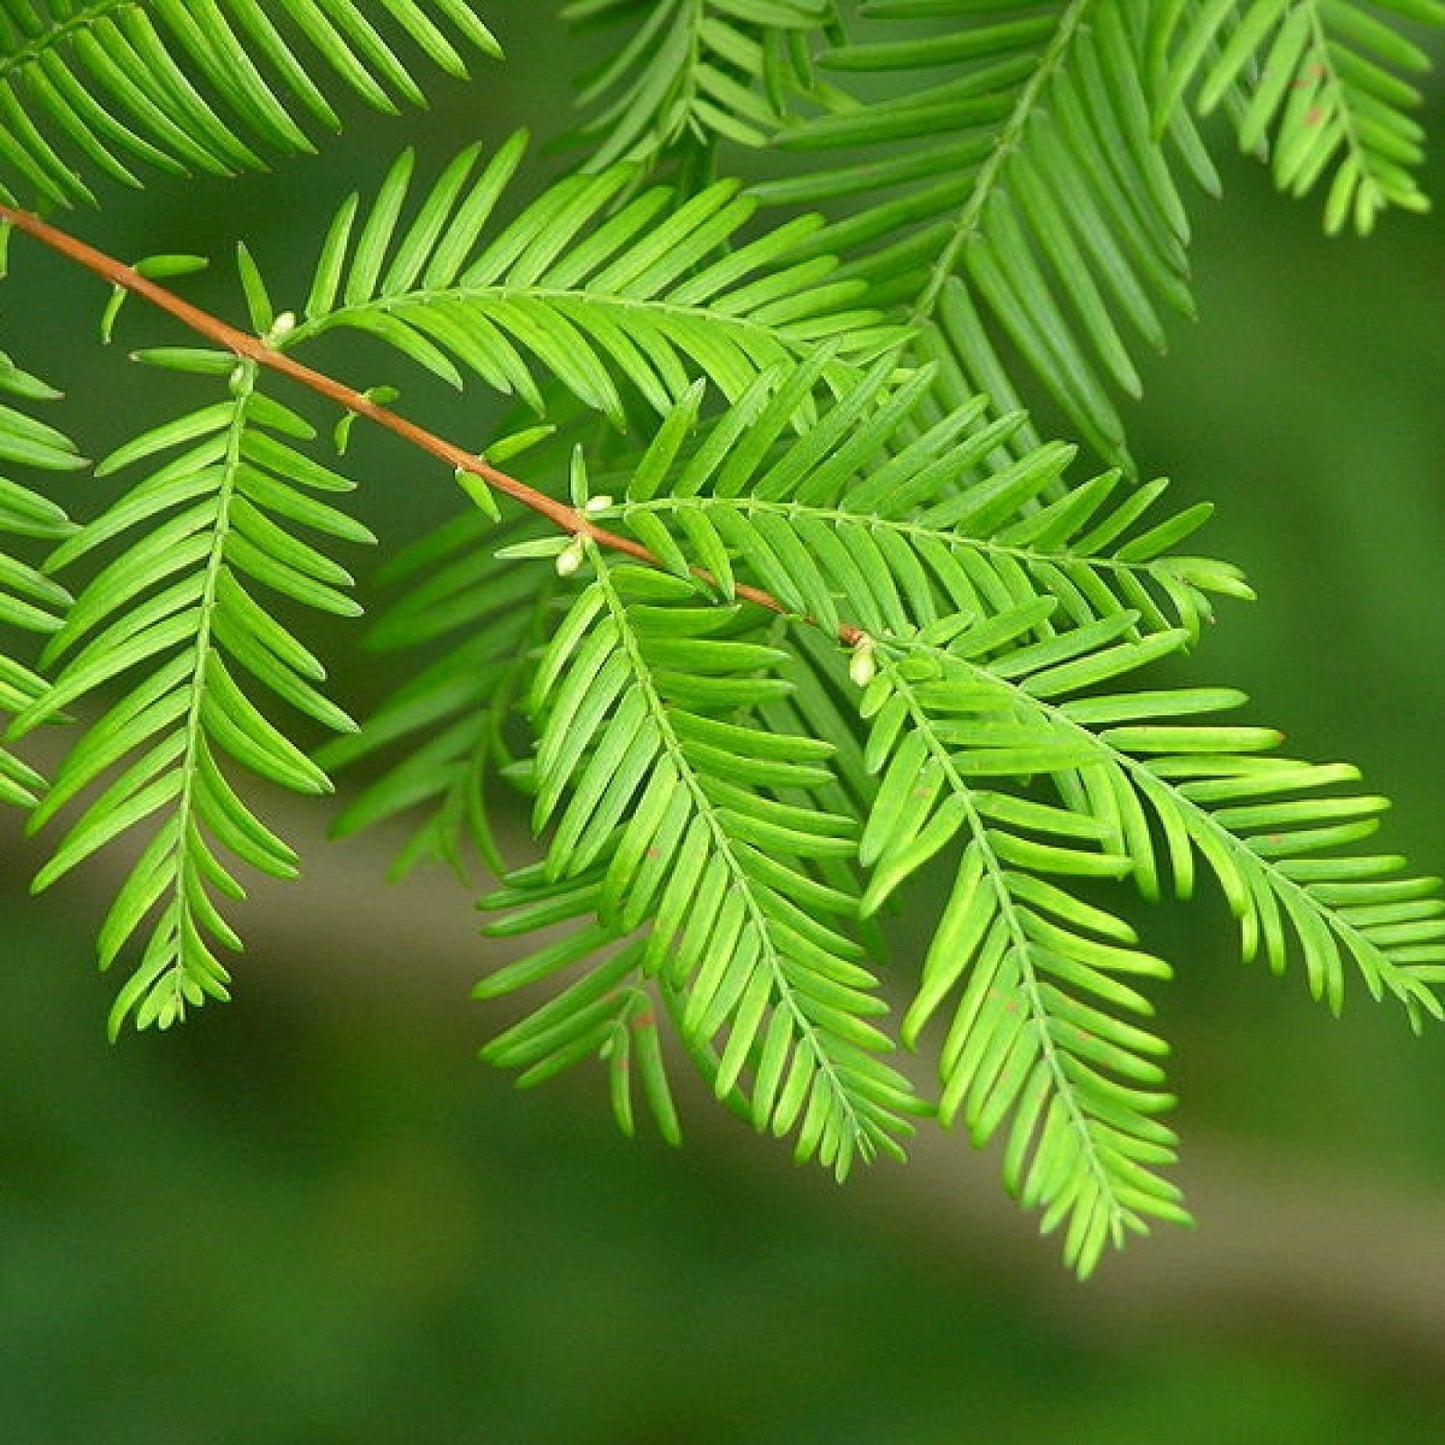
[13,352,371,1034]
[562,0,840,168]
[851,615,1445,1271]
[281,135,905,426]
[610,369,1441,1031]
[481,542,921,1177]
[859,644,1185,1278]
[615,360,1252,644]
[541,364,1441,1270]
[0,350,81,808]
[871,625,1445,1020]
[588,367,1225,1269]
[0,0,501,205]
[1150,0,1445,233]
[754,0,1212,469]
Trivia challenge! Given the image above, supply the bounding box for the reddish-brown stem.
[0,203,864,647]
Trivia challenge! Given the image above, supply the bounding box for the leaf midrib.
[591,547,879,1159]
[916,637,1437,1015]
[285,280,875,361]
[157,367,253,1010]
[885,657,1130,1230]
[0,0,136,84]
[628,492,1191,601]
[911,0,1097,324]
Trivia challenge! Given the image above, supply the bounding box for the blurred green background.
[3,10,1444,1442]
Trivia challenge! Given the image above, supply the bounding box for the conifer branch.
[0,202,860,643]
[0,0,1437,1276]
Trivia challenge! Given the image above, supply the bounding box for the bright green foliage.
[0,353,81,809]
[616,359,1252,641]
[0,0,1440,1275]
[856,626,1445,1272]
[12,354,371,1036]
[588,370,1438,1271]
[753,0,1211,471]
[1150,0,1445,233]
[478,863,690,1149]
[612,373,1437,1032]
[283,135,905,424]
[562,0,840,167]
[0,0,500,205]
[862,646,1188,1276]
[484,550,920,1177]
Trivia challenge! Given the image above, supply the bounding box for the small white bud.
[266,310,297,343]
[848,635,877,688]
[555,538,586,577]
[583,494,614,514]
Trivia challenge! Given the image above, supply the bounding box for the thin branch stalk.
[0,204,863,646]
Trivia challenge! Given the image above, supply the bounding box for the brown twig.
[0,203,864,646]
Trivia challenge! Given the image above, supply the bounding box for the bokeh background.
[2,8,1444,1442]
